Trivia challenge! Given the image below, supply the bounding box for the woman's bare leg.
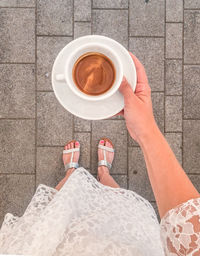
[55,168,75,191]
[98,139,120,188]
[138,123,199,218]
[98,166,120,188]
[55,140,80,191]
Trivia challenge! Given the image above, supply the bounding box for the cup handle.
[55,74,65,81]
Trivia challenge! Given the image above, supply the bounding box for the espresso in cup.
[72,52,116,96]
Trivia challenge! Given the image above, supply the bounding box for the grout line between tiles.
[74,20,91,23]
[165,21,183,24]
[127,0,130,189]
[90,121,93,172]
[165,58,182,60]
[72,0,75,142]
[164,0,166,134]
[128,0,130,50]
[90,0,93,172]
[91,0,93,35]
[34,0,37,190]
[182,1,184,168]
[184,8,200,11]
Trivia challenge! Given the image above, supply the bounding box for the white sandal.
[98,138,115,170]
[63,140,80,172]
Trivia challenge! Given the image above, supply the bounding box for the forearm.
[138,122,199,218]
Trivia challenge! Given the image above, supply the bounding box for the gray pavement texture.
[0,0,200,223]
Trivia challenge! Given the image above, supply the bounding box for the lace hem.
[160,197,200,255]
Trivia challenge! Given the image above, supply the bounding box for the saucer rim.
[52,35,137,120]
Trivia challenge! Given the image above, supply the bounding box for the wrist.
[137,121,160,148]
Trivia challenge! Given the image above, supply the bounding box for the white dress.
[0,168,199,255]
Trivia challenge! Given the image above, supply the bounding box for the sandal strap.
[65,162,79,171]
[63,147,80,172]
[63,148,80,154]
[98,144,115,152]
[98,160,112,170]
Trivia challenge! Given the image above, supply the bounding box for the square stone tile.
[91,120,127,174]
[37,0,73,35]
[92,10,128,48]
[129,38,164,91]
[74,133,90,169]
[0,120,35,174]
[93,0,128,8]
[184,65,200,119]
[0,0,35,7]
[74,117,91,132]
[165,96,182,132]
[184,11,200,64]
[129,0,164,36]
[128,147,154,201]
[188,175,200,193]
[112,175,127,189]
[184,0,200,9]
[152,92,164,132]
[0,174,35,226]
[36,147,64,187]
[165,60,182,95]
[166,23,183,59]
[0,9,35,62]
[74,0,91,21]
[37,37,72,91]
[166,0,183,22]
[165,133,182,164]
[0,64,35,118]
[37,92,73,146]
[183,120,200,173]
[74,22,91,39]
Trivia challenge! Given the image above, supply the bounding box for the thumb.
[119,77,135,98]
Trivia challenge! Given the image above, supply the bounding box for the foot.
[98,139,115,180]
[63,140,80,175]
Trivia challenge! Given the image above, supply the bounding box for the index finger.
[129,52,149,85]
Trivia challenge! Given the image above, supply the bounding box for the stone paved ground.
[0,0,200,224]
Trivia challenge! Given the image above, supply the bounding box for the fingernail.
[75,141,79,145]
[100,140,104,143]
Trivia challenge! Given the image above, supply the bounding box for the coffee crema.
[72,52,115,96]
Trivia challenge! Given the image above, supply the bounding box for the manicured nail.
[75,141,79,145]
[100,140,104,143]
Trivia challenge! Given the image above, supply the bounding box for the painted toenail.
[100,140,104,143]
[75,141,79,145]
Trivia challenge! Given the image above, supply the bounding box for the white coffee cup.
[55,42,123,101]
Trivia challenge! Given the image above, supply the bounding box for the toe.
[99,139,104,146]
[75,140,80,148]
[105,140,109,147]
[70,142,74,149]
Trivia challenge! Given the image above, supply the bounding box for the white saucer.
[52,35,137,120]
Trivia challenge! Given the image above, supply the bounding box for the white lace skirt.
[0,168,164,255]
